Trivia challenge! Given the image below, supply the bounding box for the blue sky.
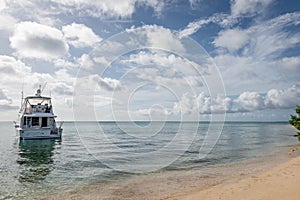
[0,0,299,121]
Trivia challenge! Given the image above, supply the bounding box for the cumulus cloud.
[235,91,264,111]
[9,21,69,60]
[236,85,300,111]
[77,54,94,70]
[137,106,171,118]
[62,23,102,48]
[90,75,122,91]
[126,25,185,52]
[0,55,31,75]
[172,85,300,115]
[265,85,300,109]
[0,55,58,92]
[173,92,231,115]
[99,77,122,91]
[213,28,249,53]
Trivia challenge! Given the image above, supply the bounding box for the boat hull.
[17,128,62,140]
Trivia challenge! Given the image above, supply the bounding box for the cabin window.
[26,117,31,127]
[42,117,48,127]
[23,117,27,125]
[32,117,39,126]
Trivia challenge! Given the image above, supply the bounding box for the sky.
[0,0,299,121]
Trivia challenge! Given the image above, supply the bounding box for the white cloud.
[77,54,94,70]
[277,56,300,71]
[265,85,300,109]
[0,1,6,11]
[213,12,300,56]
[93,56,110,67]
[98,77,122,91]
[235,85,300,112]
[235,91,265,111]
[126,51,201,77]
[0,55,76,115]
[249,13,300,59]
[89,75,123,91]
[189,0,202,8]
[231,0,273,17]
[0,89,11,101]
[62,23,102,48]
[178,18,212,39]
[211,95,232,113]
[172,85,300,115]
[9,21,69,60]
[0,55,55,92]
[0,88,17,110]
[147,25,185,52]
[173,92,231,115]
[137,106,171,118]
[50,0,164,18]
[173,93,198,115]
[54,58,78,68]
[213,28,249,53]
[179,0,274,37]
[0,55,31,75]
[51,82,73,95]
[178,14,225,38]
[0,13,17,32]
[126,25,185,52]
[212,12,300,93]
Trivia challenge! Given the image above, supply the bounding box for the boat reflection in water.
[17,139,60,183]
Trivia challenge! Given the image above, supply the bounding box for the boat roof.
[24,113,57,117]
[25,96,51,100]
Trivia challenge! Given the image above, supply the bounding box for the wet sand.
[178,155,300,200]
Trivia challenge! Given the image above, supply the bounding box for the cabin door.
[42,117,48,127]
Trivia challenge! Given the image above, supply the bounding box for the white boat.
[14,86,63,139]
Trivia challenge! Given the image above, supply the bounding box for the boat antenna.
[41,82,47,94]
[20,80,24,109]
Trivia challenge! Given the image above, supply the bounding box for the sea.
[0,121,298,199]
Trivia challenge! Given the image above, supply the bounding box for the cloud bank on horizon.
[0,0,299,121]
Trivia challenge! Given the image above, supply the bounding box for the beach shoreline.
[45,145,300,200]
[176,147,300,200]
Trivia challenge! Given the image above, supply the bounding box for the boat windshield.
[26,98,51,106]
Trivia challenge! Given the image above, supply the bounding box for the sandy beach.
[176,147,300,200]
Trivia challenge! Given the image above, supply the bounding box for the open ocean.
[0,121,297,199]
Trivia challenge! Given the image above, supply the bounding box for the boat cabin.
[15,86,63,139]
[19,89,57,130]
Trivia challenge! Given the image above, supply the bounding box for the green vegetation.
[289,105,300,141]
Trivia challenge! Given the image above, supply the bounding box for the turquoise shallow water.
[0,121,297,199]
